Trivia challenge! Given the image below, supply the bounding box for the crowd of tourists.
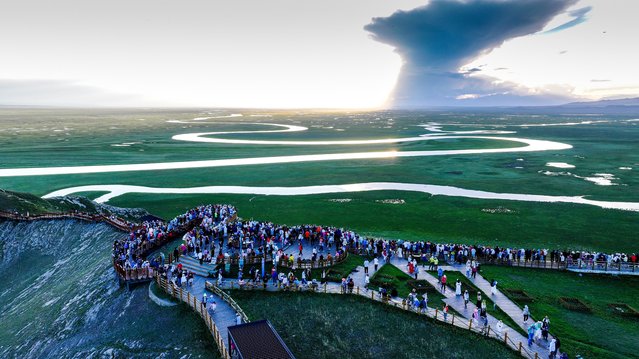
[339,237,637,269]
[111,203,597,359]
[174,211,352,272]
[112,204,235,270]
[113,202,636,278]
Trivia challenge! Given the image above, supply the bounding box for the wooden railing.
[180,250,348,271]
[475,255,639,273]
[113,261,157,282]
[277,251,348,269]
[220,281,539,359]
[114,219,203,283]
[155,275,230,359]
[0,210,132,231]
[396,251,638,275]
[205,281,250,323]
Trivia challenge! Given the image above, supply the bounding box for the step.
[177,260,217,276]
[179,263,216,277]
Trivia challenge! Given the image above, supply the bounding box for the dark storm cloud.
[365,0,578,107]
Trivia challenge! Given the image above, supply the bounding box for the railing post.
[518,342,522,354]
[451,314,455,325]
[504,331,508,343]
[535,352,538,359]
[468,318,473,330]
[357,286,359,295]
[435,308,438,319]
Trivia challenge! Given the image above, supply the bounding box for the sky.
[0,0,637,108]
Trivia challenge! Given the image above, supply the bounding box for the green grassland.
[0,108,638,253]
[479,265,639,359]
[231,290,518,359]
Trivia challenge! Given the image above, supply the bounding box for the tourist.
[527,324,535,347]
[533,321,543,344]
[548,338,557,359]
[421,293,428,313]
[490,279,498,296]
[347,277,354,294]
[364,259,369,274]
[236,313,242,325]
[466,260,471,278]
[374,257,379,271]
[472,308,480,327]
[476,291,482,308]
[555,337,561,358]
[440,274,447,293]
[455,279,462,297]
[443,304,449,322]
[202,293,207,305]
[479,300,488,331]
[463,290,469,309]
[523,304,530,323]
[365,274,370,290]
[210,300,217,314]
[495,320,504,336]
[541,316,550,341]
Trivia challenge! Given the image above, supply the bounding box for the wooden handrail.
[155,274,230,359]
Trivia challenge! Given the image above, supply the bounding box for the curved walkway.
[198,252,546,358]
[386,257,551,358]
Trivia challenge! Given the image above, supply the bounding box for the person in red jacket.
[440,274,447,293]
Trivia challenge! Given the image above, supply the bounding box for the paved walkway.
[385,257,551,358]
[169,248,554,358]
[167,274,237,345]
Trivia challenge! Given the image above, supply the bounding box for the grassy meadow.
[231,290,518,359]
[0,108,638,253]
[479,265,639,358]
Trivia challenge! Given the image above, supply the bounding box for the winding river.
[4,118,638,211]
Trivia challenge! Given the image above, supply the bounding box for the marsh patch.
[502,289,533,303]
[607,303,639,319]
[559,297,591,312]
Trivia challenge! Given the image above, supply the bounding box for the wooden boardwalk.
[214,258,546,359]
[387,258,550,359]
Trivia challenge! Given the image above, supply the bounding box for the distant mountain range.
[422,97,639,115]
[559,97,639,108]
